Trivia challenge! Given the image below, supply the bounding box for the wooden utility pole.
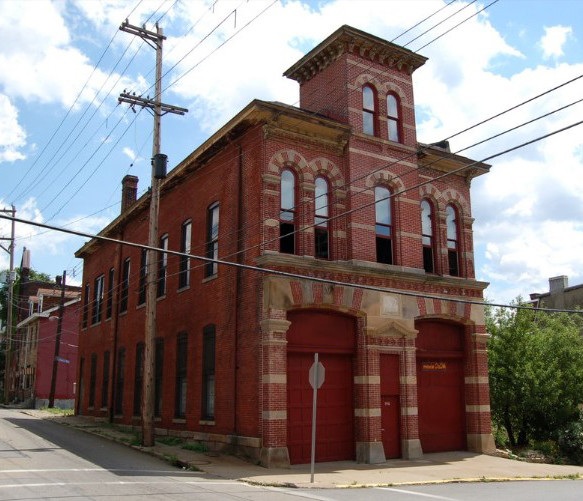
[118,20,187,447]
[1,205,15,404]
[48,270,66,408]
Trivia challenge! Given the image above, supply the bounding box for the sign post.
[308,353,325,483]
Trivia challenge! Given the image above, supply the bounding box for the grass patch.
[157,436,184,446]
[39,407,74,416]
[180,442,208,453]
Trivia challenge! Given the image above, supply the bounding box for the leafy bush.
[557,416,583,465]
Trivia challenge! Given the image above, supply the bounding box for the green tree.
[487,299,583,447]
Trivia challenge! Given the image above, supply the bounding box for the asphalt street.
[0,409,581,500]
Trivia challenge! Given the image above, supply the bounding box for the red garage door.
[416,321,466,453]
[287,310,355,465]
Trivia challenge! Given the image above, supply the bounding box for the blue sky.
[1,0,582,304]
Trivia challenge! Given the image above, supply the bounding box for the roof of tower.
[283,25,428,84]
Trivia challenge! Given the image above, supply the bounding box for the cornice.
[284,25,427,84]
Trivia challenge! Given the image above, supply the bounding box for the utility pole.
[1,205,15,404]
[48,270,66,408]
[118,20,187,447]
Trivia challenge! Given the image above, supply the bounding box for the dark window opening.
[205,203,219,278]
[120,258,130,313]
[133,342,144,416]
[89,353,97,408]
[115,347,126,415]
[138,249,147,305]
[101,351,110,408]
[202,325,216,420]
[446,204,460,277]
[92,275,104,324]
[82,283,89,328]
[106,268,114,319]
[155,339,164,417]
[280,169,296,254]
[421,199,435,273]
[175,333,187,418]
[314,177,330,259]
[375,186,393,265]
[157,234,168,297]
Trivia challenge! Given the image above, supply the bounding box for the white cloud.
[0,0,137,110]
[122,146,136,161]
[0,94,26,162]
[539,25,573,60]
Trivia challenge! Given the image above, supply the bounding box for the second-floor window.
[106,268,114,319]
[362,84,377,135]
[157,234,168,297]
[205,203,219,278]
[280,169,296,254]
[120,258,130,313]
[82,283,89,328]
[179,220,191,289]
[446,204,460,276]
[375,186,393,265]
[138,249,147,305]
[92,274,104,324]
[421,199,435,273]
[314,176,330,259]
[387,93,401,142]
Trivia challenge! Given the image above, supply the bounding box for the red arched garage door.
[416,320,466,453]
[287,310,356,464]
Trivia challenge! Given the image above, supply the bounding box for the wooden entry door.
[381,395,401,458]
[380,354,401,459]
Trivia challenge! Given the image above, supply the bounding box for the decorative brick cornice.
[284,25,427,84]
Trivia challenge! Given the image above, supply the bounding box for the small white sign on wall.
[381,294,400,316]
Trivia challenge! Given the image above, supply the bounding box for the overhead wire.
[3,117,583,314]
[4,0,146,202]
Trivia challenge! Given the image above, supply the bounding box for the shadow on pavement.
[5,416,207,479]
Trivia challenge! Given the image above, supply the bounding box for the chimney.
[549,275,568,294]
[56,275,62,287]
[21,247,31,283]
[121,175,139,213]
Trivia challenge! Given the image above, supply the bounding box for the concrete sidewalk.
[23,410,583,488]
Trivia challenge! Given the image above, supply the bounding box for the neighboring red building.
[75,25,494,466]
[15,297,80,408]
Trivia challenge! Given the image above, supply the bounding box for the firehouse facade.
[76,25,494,466]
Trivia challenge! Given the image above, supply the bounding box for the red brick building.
[76,25,494,466]
[16,297,80,408]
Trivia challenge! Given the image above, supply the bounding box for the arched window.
[387,93,401,142]
[421,199,434,273]
[314,176,330,259]
[280,168,296,254]
[362,85,377,136]
[375,186,393,264]
[446,204,460,276]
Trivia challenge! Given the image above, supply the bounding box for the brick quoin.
[76,25,494,467]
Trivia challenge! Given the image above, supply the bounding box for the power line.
[4,0,146,202]
[1,209,581,315]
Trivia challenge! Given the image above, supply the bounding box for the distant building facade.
[15,298,80,408]
[530,275,583,313]
[75,25,494,467]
